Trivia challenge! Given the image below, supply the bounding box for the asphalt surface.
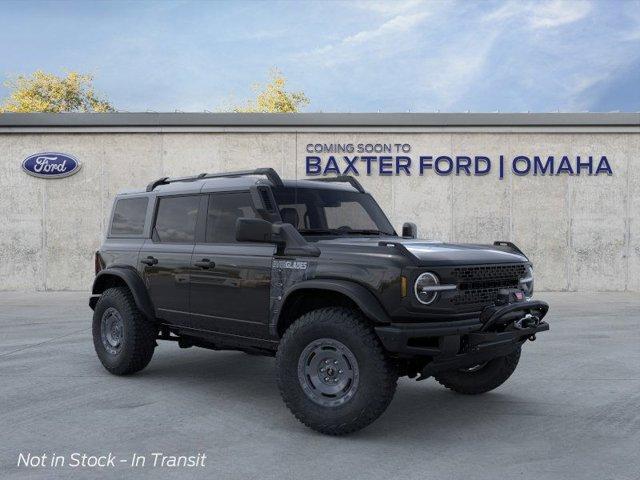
[0,291,639,480]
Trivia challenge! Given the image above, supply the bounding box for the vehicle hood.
[312,236,528,266]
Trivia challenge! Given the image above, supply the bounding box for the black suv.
[90,168,549,435]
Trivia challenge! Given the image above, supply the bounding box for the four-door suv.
[90,168,549,435]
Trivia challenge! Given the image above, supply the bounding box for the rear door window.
[154,195,200,243]
[110,197,148,236]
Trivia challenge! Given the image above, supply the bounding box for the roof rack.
[308,175,365,193]
[146,168,283,192]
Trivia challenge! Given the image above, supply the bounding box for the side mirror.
[236,218,274,243]
[402,222,417,239]
[236,217,321,257]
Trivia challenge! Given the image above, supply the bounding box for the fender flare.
[90,267,155,320]
[275,279,391,334]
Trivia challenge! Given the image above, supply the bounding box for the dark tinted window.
[206,193,257,243]
[154,195,200,243]
[273,187,395,235]
[325,201,378,230]
[110,197,148,236]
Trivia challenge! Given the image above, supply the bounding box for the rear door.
[189,191,275,338]
[140,194,202,326]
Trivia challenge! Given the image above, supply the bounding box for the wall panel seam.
[625,142,631,290]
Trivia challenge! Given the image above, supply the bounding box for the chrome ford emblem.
[22,152,81,179]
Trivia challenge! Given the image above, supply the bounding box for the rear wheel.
[276,307,397,435]
[92,287,156,375]
[434,347,521,395]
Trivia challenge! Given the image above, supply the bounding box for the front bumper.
[375,299,549,376]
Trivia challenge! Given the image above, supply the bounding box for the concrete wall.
[1,130,638,291]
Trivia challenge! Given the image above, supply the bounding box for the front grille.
[450,264,526,306]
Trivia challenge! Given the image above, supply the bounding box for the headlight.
[414,272,440,305]
[519,264,534,299]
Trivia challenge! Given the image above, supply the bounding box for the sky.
[0,0,639,112]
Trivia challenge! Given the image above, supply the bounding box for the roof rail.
[146,168,283,192]
[308,175,365,193]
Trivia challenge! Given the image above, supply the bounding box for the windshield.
[272,186,396,236]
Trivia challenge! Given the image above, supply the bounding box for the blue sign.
[304,143,613,178]
[22,152,82,179]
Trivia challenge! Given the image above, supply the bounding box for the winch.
[514,313,540,330]
[479,289,549,332]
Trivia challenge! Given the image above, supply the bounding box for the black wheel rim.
[297,338,359,407]
[101,307,124,355]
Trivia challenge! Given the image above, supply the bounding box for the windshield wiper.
[341,229,390,236]
[298,229,338,235]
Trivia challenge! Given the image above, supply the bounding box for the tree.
[233,69,309,113]
[1,70,114,113]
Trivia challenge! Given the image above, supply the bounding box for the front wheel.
[276,307,398,435]
[434,347,521,395]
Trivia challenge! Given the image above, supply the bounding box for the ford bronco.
[90,168,549,435]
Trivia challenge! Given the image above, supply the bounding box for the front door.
[140,194,201,326]
[189,192,274,339]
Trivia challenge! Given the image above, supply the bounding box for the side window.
[154,195,200,243]
[110,197,148,236]
[206,192,257,243]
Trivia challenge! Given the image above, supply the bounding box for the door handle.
[194,259,215,269]
[141,256,158,266]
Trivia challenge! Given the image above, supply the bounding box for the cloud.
[9,0,635,112]
[483,0,592,29]
[477,0,639,112]
[417,28,502,110]
[620,0,640,41]
[482,1,525,23]
[342,11,428,45]
[298,10,430,65]
[227,28,288,42]
[352,0,428,16]
[292,0,640,112]
[530,0,592,28]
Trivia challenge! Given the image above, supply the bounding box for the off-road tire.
[276,307,397,435]
[92,287,156,375]
[434,347,521,395]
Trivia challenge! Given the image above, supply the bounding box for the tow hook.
[514,313,540,330]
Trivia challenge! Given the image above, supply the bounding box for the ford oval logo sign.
[22,152,82,179]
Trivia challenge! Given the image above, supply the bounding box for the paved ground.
[0,291,638,480]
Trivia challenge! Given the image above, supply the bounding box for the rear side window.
[154,195,200,243]
[110,197,148,236]
[206,192,257,243]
